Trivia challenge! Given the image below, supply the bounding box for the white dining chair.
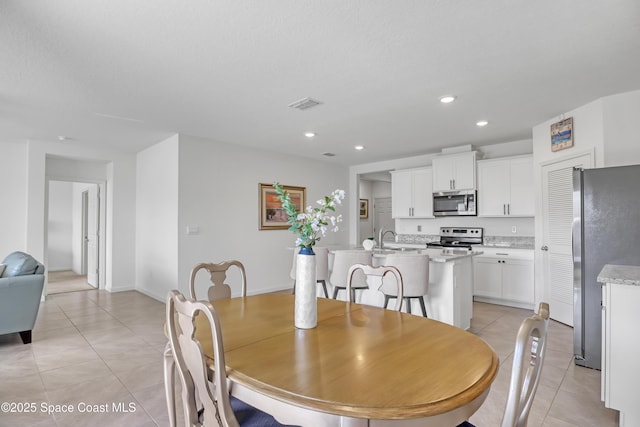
[290,247,330,298]
[380,253,430,317]
[346,263,404,311]
[457,302,550,427]
[166,290,293,427]
[189,260,247,301]
[329,250,373,302]
[164,260,248,427]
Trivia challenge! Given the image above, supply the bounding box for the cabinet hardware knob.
[541,245,549,251]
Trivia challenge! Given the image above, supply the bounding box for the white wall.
[135,134,350,301]
[135,135,180,300]
[358,180,374,240]
[0,141,28,259]
[48,180,95,273]
[603,90,640,166]
[47,181,74,271]
[372,181,391,199]
[532,99,604,169]
[19,140,135,292]
[357,180,392,241]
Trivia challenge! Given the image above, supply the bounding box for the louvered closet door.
[541,153,592,325]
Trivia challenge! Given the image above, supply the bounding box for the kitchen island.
[370,245,481,330]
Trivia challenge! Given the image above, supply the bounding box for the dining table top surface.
[196,293,499,420]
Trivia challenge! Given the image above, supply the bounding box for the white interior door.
[86,185,99,287]
[541,153,592,325]
[374,197,394,239]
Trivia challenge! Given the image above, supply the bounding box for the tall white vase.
[295,247,317,329]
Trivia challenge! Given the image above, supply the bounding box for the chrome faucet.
[378,228,397,249]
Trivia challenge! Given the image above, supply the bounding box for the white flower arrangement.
[273,182,345,249]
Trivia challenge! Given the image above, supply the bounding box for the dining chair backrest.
[189,260,247,301]
[457,302,550,427]
[381,253,429,297]
[380,253,430,316]
[166,290,239,427]
[166,260,247,427]
[329,250,373,300]
[501,302,550,427]
[346,263,404,311]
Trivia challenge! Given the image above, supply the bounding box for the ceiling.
[1,1,639,166]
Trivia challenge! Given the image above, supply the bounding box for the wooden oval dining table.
[194,293,498,427]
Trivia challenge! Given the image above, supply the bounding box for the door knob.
[541,245,549,251]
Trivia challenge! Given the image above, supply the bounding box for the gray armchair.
[0,251,45,344]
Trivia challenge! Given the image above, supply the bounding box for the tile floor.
[0,290,618,427]
[47,271,94,295]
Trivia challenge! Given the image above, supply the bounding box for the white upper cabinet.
[391,167,433,218]
[477,155,534,217]
[432,152,476,192]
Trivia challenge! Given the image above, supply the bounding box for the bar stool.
[329,250,373,301]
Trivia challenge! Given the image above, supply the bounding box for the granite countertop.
[395,235,535,250]
[371,247,482,263]
[480,243,535,250]
[597,264,640,286]
[385,240,534,251]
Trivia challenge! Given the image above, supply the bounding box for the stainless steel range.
[426,227,483,250]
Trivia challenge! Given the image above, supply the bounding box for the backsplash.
[395,234,439,244]
[483,235,534,249]
[396,234,534,249]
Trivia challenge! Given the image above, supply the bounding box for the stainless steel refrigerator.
[572,164,640,370]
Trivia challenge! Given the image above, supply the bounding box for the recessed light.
[58,136,69,141]
[439,95,456,104]
[354,145,365,151]
[304,132,316,138]
[476,120,489,127]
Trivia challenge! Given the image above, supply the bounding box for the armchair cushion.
[1,251,40,278]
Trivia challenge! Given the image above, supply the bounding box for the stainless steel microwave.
[433,190,477,216]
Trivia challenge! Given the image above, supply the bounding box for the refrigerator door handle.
[572,168,584,361]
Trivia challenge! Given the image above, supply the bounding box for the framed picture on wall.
[551,117,574,152]
[259,183,306,230]
[359,199,369,219]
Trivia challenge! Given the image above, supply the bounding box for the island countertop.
[597,264,640,286]
[374,243,482,263]
[371,248,482,263]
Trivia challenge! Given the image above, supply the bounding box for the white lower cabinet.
[473,249,534,309]
[601,277,640,426]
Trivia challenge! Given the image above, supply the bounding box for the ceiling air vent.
[322,152,336,157]
[288,97,323,110]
